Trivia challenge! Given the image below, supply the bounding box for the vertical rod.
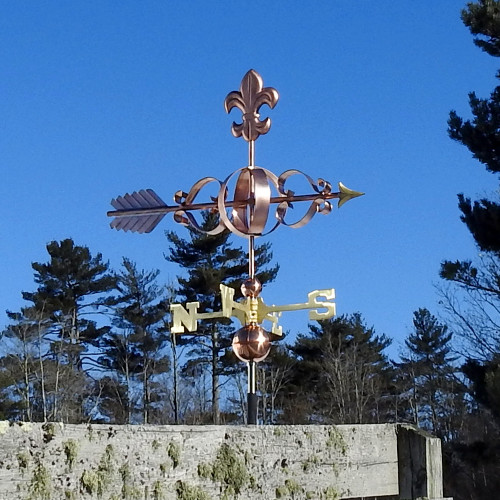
[248,140,255,168]
[247,360,257,425]
[246,141,258,425]
[248,235,255,280]
[248,138,256,281]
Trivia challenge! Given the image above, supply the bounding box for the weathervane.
[108,69,363,423]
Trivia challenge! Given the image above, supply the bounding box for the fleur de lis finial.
[224,69,279,142]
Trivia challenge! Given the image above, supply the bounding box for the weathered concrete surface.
[397,424,451,500]
[0,422,448,499]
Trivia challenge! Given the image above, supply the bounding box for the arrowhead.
[337,182,364,208]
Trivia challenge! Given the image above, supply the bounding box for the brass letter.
[308,289,336,320]
[171,302,200,333]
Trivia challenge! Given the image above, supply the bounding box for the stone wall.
[0,421,446,500]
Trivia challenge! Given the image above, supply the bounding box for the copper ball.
[241,277,262,298]
[232,324,271,362]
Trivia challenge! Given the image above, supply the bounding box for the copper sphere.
[232,324,271,362]
[241,277,262,298]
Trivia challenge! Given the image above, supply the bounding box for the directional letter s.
[308,289,336,320]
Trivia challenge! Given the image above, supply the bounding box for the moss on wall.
[0,423,385,499]
[17,451,29,473]
[62,439,78,471]
[275,479,304,499]
[41,422,56,444]
[197,442,249,498]
[326,427,347,455]
[175,480,211,500]
[79,444,115,497]
[27,460,52,500]
[168,441,181,469]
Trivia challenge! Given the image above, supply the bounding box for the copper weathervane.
[108,69,364,423]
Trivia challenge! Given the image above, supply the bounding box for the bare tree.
[288,315,392,424]
[438,255,500,360]
[259,345,296,424]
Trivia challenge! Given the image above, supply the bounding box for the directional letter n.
[170,302,200,333]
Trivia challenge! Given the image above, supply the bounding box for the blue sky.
[1,1,498,357]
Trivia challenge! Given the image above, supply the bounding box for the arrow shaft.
[107,192,341,218]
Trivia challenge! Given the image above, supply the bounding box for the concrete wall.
[0,421,448,500]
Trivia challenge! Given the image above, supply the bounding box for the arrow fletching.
[110,189,167,233]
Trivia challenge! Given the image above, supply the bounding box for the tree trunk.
[51,324,69,421]
[37,308,48,422]
[125,349,131,424]
[38,334,47,422]
[211,328,220,425]
[143,360,149,425]
[170,332,180,424]
[260,367,267,424]
[21,330,31,422]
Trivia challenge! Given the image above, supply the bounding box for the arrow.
[108,184,364,234]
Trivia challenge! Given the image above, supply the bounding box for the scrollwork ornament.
[275,170,334,228]
[173,177,226,235]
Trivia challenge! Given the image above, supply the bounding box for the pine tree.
[99,258,170,424]
[443,0,500,347]
[397,309,463,439]
[440,5,500,497]
[285,314,392,424]
[165,212,278,424]
[14,239,115,422]
[444,1,500,260]
[442,0,500,406]
[22,239,116,369]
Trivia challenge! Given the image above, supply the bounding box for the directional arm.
[256,289,336,320]
[170,285,336,336]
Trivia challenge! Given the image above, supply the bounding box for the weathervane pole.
[226,70,285,423]
[247,137,257,424]
[248,137,256,284]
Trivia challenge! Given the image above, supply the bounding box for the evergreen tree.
[397,309,463,439]
[443,0,500,347]
[0,306,50,421]
[165,212,278,424]
[284,314,393,424]
[440,4,500,497]
[8,239,115,422]
[22,239,116,370]
[442,0,500,410]
[99,258,170,424]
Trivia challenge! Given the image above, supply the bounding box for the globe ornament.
[241,277,262,298]
[232,324,271,363]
